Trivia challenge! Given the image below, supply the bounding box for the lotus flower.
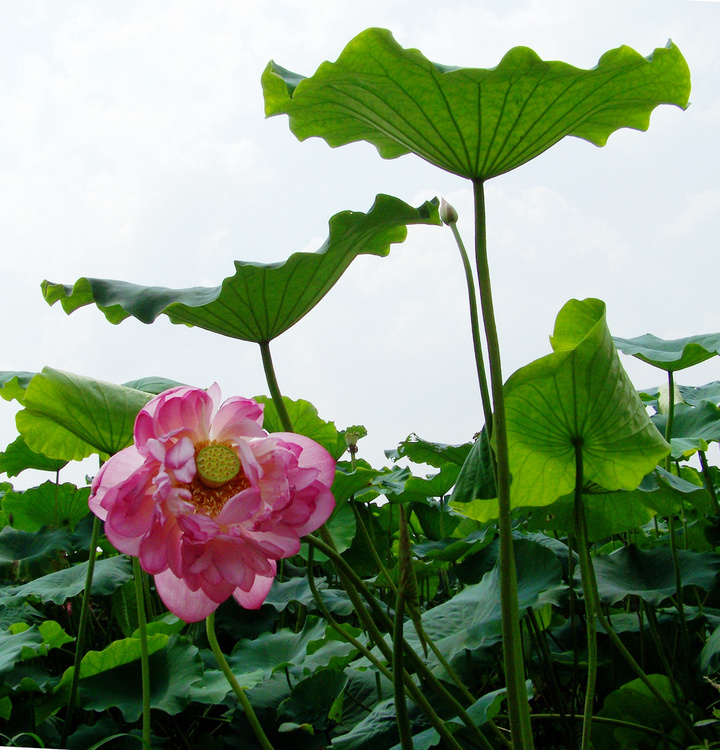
[89,385,335,622]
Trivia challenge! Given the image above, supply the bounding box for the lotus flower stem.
[60,513,102,748]
[206,611,276,750]
[441,202,493,431]
[573,442,597,750]
[663,370,691,688]
[392,588,413,750]
[132,557,152,750]
[472,179,534,750]
[259,340,294,432]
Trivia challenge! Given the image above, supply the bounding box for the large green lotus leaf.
[228,617,327,678]
[330,697,407,750]
[5,555,133,605]
[0,436,67,478]
[77,634,204,721]
[263,28,690,181]
[613,332,720,372]
[2,482,90,532]
[638,381,720,411]
[0,371,35,405]
[591,545,720,606]
[0,627,44,677]
[504,299,669,509]
[15,367,152,462]
[277,669,349,733]
[42,195,440,343]
[0,526,73,581]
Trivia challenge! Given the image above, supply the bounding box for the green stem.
[307,533,495,750]
[643,602,683,706]
[662,373,691,693]
[132,558,152,750]
[60,514,102,748]
[306,547,467,750]
[473,178,533,749]
[526,608,575,748]
[206,611,276,750]
[446,219,493,431]
[393,593,414,750]
[573,443,597,750]
[259,340,293,432]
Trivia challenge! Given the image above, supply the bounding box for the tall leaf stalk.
[472,180,535,748]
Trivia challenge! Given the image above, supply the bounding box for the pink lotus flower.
[89,385,336,622]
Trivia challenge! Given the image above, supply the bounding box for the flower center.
[185,442,250,518]
[196,443,241,488]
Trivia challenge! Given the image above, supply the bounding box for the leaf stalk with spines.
[473,179,534,750]
[60,513,102,748]
[663,369,691,690]
[259,341,294,433]
[206,611,276,750]
[441,199,493,432]
[132,557,152,750]
[573,440,598,750]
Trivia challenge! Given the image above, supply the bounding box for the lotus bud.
[439,198,458,225]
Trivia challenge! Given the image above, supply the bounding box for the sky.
[1,0,719,490]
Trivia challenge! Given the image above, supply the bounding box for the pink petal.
[233,562,276,609]
[215,487,261,526]
[211,397,266,441]
[165,437,196,483]
[89,445,145,520]
[271,433,336,487]
[154,568,219,622]
[293,485,336,536]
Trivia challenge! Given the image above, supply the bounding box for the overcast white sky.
[1,0,719,488]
